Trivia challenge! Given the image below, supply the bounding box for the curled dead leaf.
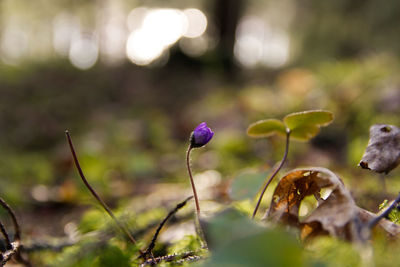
[266,167,400,242]
[359,124,400,174]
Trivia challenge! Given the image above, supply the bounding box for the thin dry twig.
[0,241,20,266]
[0,197,29,266]
[143,196,193,259]
[65,130,144,256]
[0,197,21,240]
[140,251,203,266]
[0,219,11,250]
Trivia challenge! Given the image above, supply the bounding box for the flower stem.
[186,146,201,216]
[65,130,144,256]
[252,130,291,219]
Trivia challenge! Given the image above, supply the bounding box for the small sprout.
[187,122,214,216]
[247,110,334,219]
[190,122,214,148]
[247,110,333,141]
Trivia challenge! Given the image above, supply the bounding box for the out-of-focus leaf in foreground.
[359,124,400,174]
[199,208,304,267]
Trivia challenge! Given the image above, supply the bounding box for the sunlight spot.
[53,13,79,56]
[126,7,207,65]
[234,16,290,68]
[179,35,208,57]
[69,35,99,70]
[234,35,263,67]
[182,8,207,38]
[31,185,50,202]
[126,7,148,32]
[0,25,29,65]
[320,188,333,200]
[143,9,187,46]
[100,17,127,63]
[126,29,165,66]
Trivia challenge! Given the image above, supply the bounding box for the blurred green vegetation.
[0,0,399,266]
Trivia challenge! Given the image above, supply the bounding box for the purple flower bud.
[190,122,214,148]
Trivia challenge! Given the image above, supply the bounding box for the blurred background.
[0,0,399,263]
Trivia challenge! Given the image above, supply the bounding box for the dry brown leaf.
[359,124,400,174]
[266,167,400,242]
[266,167,359,240]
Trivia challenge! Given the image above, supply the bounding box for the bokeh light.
[53,13,79,56]
[182,8,208,38]
[126,7,208,65]
[0,24,29,65]
[234,16,290,68]
[69,34,99,70]
[126,8,188,65]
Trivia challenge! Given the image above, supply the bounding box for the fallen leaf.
[266,167,400,241]
[359,124,400,174]
[267,167,359,240]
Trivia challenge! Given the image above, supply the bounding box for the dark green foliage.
[200,209,304,267]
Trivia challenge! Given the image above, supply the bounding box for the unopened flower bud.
[190,122,214,148]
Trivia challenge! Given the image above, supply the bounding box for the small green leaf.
[283,110,333,141]
[230,170,269,201]
[247,119,286,138]
[290,124,320,141]
[284,110,333,130]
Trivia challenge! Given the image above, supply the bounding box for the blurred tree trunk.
[212,0,244,76]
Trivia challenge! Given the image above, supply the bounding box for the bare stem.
[0,197,21,240]
[368,192,400,229]
[186,146,201,216]
[0,219,11,249]
[144,196,193,258]
[65,130,143,256]
[252,130,291,219]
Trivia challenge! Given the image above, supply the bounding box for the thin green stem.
[252,130,291,219]
[186,146,201,216]
[65,130,144,256]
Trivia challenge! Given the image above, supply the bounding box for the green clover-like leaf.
[246,119,286,138]
[283,110,334,141]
